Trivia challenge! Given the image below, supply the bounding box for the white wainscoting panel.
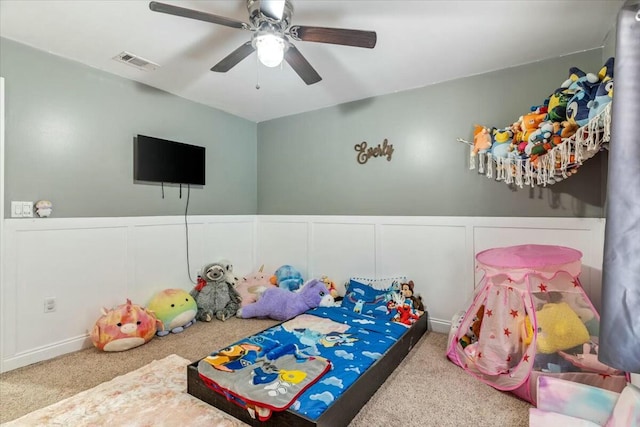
[15,226,129,354]
[2,215,605,372]
[378,223,469,328]
[257,220,309,278]
[203,220,257,277]
[311,222,376,295]
[1,216,255,372]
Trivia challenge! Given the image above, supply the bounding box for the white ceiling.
[0,0,623,123]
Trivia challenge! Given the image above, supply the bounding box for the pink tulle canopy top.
[476,244,583,269]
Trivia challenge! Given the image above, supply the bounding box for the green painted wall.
[257,49,607,217]
[1,37,609,218]
[1,38,257,217]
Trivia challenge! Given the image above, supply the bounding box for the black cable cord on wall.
[185,184,196,285]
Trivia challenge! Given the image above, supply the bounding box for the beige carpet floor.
[0,317,532,426]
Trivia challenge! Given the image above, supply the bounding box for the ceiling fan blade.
[211,41,255,72]
[149,1,250,30]
[289,25,376,48]
[284,44,322,85]
[259,0,286,20]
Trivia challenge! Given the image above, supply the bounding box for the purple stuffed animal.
[237,279,335,321]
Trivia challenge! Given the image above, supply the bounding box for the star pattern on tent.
[508,286,514,291]
[506,355,512,362]
[510,309,519,318]
[503,328,512,337]
[486,309,493,317]
[572,279,580,287]
[523,354,530,362]
[538,283,548,292]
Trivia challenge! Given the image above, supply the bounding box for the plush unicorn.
[90,299,159,351]
[238,279,335,321]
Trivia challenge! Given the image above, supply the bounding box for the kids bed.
[187,298,429,426]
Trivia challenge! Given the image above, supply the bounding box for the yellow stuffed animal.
[536,302,589,354]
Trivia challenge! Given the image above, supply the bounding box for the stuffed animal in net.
[270,264,304,292]
[471,125,492,156]
[237,278,335,321]
[190,260,242,322]
[90,299,160,351]
[147,288,198,336]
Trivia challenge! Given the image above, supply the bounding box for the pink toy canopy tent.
[446,244,626,404]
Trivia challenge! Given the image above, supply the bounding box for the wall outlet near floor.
[44,297,56,313]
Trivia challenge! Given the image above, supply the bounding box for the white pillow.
[350,276,406,291]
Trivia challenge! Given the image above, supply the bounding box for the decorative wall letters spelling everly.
[354,139,394,164]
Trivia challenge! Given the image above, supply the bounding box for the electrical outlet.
[44,297,56,313]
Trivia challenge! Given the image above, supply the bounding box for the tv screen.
[134,135,205,185]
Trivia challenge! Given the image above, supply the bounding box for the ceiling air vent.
[113,51,159,71]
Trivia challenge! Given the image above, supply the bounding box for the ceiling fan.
[149,0,377,85]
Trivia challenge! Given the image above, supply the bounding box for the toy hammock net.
[458,58,614,188]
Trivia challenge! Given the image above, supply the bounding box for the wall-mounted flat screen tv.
[134,134,205,185]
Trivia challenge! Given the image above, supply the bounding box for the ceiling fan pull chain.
[255,53,261,90]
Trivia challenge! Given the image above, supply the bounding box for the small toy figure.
[320,275,339,299]
[400,280,425,312]
[35,200,53,217]
[388,292,420,326]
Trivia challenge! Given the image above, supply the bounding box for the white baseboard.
[429,318,451,335]
[2,334,91,372]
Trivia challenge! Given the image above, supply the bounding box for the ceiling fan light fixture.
[255,33,285,67]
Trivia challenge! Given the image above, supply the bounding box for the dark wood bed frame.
[187,312,429,427]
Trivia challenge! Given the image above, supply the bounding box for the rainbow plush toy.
[90,299,159,352]
[147,288,197,336]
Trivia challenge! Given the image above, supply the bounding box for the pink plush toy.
[90,299,159,352]
[237,279,335,321]
[235,265,278,307]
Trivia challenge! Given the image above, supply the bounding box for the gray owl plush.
[190,260,242,322]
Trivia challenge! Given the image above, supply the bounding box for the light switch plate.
[11,201,33,217]
[11,201,23,217]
